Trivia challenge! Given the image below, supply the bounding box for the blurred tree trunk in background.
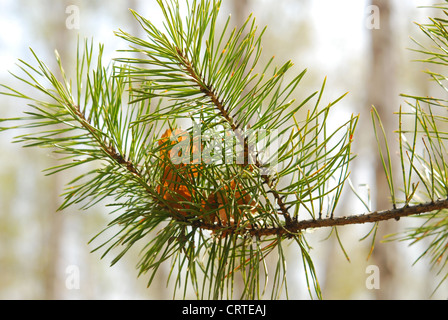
[229,0,251,297]
[9,0,152,300]
[232,0,250,26]
[367,0,400,299]
[34,0,76,300]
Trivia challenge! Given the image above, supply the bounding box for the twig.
[191,198,448,238]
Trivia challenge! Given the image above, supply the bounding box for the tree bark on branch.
[191,198,448,237]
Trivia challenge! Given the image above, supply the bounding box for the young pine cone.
[157,128,257,226]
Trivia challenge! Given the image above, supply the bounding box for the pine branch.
[66,102,140,176]
[174,46,294,226]
[175,47,238,131]
[265,198,448,235]
[187,198,448,238]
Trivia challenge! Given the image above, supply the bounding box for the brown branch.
[265,199,448,236]
[176,48,237,131]
[71,104,139,175]
[193,199,448,238]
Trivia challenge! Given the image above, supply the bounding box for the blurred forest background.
[1,0,447,299]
